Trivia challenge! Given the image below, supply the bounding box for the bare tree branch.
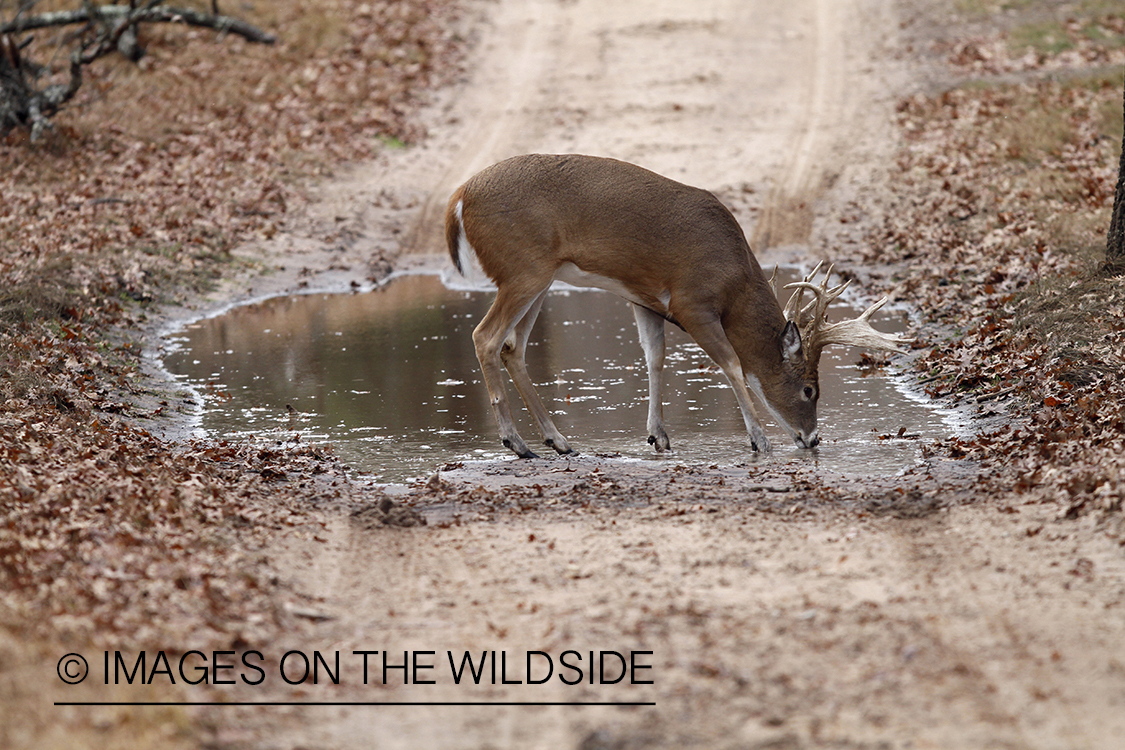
[2,4,276,44]
[1,2,275,141]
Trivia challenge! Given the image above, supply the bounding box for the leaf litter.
[1,0,467,654]
[826,2,1125,528]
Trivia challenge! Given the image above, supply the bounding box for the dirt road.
[210,0,1125,747]
[265,471,1125,749]
[406,0,894,254]
[249,0,901,294]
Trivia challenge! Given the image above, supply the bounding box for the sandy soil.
[171,0,1125,747]
[261,464,1125,749]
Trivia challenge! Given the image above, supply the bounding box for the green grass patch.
[1008,21,1074,56]
[953,0,1036,19]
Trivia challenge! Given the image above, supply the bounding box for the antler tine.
[856,294,889,321]
[782,264,911,356]
[769,264,780,300]
[783,263,849,329]
[815,296,914,353]
[815,275,851,319]
[784,282,825,324]
[785,277,852,310]
[782,261,825,322]
[782,279,804,321]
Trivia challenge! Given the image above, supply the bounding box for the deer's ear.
[780,321,804,362]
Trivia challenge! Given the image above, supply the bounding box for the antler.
[783,262,848,331]
[782,264,912,359]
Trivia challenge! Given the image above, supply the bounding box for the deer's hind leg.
[472,278,571,458]
[500,289,574,455]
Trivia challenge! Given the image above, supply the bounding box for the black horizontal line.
[55,701,655,707]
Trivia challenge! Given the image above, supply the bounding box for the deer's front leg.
[500,290,575,455]
[679,315,772,453]
[632,304,670,452]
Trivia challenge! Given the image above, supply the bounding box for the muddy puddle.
[163,272,957,483]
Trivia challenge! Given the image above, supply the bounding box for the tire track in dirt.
[267,485,1125,748]
[404,0,561,257]
[752,0,847,249]
[873,507,1125,747]
[405,0,885,260]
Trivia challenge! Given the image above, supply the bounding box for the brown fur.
[445,154,820,457]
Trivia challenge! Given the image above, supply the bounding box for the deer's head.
[760,263,912,449]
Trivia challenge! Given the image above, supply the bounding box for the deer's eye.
[803,386,816,401]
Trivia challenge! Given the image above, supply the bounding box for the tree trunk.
[1106,74,1125,275]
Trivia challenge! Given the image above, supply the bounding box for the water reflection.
[163,273,952,482]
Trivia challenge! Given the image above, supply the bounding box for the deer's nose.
[796,432,819,450]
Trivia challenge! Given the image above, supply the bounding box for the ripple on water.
[162,273,956,482]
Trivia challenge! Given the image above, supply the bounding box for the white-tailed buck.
[445,154,909,458]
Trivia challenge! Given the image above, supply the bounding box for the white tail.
[445,154,909,458]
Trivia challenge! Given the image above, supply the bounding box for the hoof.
[647,433,671,453]
[502,438,539,459]
[544,438,576,456]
